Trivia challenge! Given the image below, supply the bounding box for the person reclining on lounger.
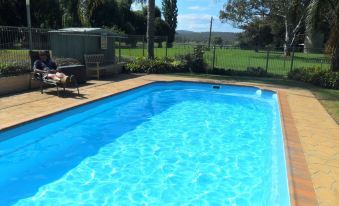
[33,51,70,84]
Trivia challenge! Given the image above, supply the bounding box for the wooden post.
[212,46,216,69]
[208,17,213,49]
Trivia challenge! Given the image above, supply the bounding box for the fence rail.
[0,26,331,77]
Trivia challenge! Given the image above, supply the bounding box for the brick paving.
[1,74,338,206]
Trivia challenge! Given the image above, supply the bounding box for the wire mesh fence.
[0,26,331,77]
[203,46,330,76]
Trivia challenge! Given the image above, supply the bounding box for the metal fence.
[0,26,168,70]
[116,41,331,76]
[204,46,331,76]
[0,26,331,77]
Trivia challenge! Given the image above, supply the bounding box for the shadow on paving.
[0,74,145,109]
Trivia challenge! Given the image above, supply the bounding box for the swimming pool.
[0,82,290,205]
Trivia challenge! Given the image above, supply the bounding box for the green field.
[116,46,331,76]
[0,50,30,64]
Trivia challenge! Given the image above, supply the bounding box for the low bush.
[207,66,270,77]
[288,68,339,89]
[125,57,188,74]
[0,62,31,77]
[115,55,135,63]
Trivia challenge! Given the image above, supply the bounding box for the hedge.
[288,67,339,89]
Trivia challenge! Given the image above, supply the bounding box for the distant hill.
[175,30,239,44]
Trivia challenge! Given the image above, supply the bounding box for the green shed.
[49,28,116,64]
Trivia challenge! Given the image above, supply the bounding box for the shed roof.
[50,28,106,33]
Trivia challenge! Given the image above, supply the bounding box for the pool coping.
[0,80,319,205]
[278,91,318,206]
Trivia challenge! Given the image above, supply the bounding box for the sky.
[131,0,242,33]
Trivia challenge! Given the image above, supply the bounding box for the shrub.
[115,55,135,63]
[125,57,188,74]
[126,45,208,74]
[288,68,339,89]
[0,62,31,77]
[176,45,206,73]
[246,67,267,76]
[207,66,270,77]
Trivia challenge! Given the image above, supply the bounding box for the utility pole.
[26,0,33,50]
[208,16,213,49]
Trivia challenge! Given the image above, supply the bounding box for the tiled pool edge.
[278,91,318,206]
[0,79,319,205]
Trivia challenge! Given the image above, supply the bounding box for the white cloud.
[177,14,216,31]
[188,6,208,11]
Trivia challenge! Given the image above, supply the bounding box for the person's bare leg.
[47,74,60,81]
[56,72,70,84]
[56,72,66,78]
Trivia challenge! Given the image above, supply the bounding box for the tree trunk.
[329,3,339,72]
[284,17,291,56]
[331,44,339,71]
[329,25,339,71]
[147,0,155,59]
[158,41,163,48]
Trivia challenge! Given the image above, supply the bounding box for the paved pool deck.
[0,74,338,206]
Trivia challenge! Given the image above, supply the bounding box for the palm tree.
[124,0,155,59]
[60,0,155,59]
[147,0,155,59]
[307,0,339,71]
[60,0,103,27]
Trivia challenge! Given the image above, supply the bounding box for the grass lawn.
[117,46,331,76]
[0,50,30,65]
[165,73,339,124]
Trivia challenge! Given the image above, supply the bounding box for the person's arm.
[50,60,57,70]
[33,60,47,73]
[46,60,58,73]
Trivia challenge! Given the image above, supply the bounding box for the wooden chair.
[84,54,106,80]
[30,51,79,96]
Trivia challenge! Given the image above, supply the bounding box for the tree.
[76,0,104,26]
[162,0,178,47]
[220,0,309,55]
[306,0,339,71]
[213,36,223,48]
[59,0,82,27]
[0,0,61,28]
[133,0,156,59]
[147,0,155,59]
[238,19,273,50]
[90,0,119,27]
[142,6,161,18]
[155,17,170,47]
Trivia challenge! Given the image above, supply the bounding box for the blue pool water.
[0,82,290,206]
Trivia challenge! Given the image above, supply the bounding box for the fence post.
[290,46,295,72]
[265,49,270,72]
[212,45,216,69]
[118,38,121,63]
[142,36,145,57]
